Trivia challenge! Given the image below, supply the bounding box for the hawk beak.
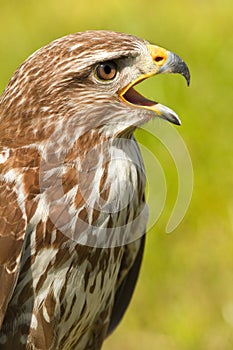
[119,45,190,125]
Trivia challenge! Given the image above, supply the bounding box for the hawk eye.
[96,61,117,81]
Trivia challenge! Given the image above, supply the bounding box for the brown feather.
[0,31,153,349]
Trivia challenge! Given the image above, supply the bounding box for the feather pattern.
[0,31,150,349]
[0,30,190,349]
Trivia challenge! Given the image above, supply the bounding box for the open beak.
[119,45,190,125]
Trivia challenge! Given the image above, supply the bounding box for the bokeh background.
[0,0,232,349]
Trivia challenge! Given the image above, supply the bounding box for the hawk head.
[0,30,190,147]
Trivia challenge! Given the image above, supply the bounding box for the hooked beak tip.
[156,50,190,86]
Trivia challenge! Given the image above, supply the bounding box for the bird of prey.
[0,31,190,349]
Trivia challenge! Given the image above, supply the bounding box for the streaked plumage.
[0,31,189,349]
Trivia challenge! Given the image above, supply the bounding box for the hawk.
[0,31,190,349]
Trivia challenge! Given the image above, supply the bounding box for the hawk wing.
[107,234,145,336]
[0,178,27,328]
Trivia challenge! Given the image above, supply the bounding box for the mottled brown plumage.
[0,31,189,349]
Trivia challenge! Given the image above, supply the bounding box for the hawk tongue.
[122,86,181,125]
[123,87,157,107]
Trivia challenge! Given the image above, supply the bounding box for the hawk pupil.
[104,64,112,75]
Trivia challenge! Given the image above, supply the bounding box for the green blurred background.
[0,0,232,349]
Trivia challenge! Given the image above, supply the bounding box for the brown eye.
[96,61,117,81]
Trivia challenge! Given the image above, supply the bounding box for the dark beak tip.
[176,119,182,126]
[185,70,191,86]
[169,52,191,87]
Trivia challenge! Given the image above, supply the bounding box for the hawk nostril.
[154,56,164,62]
